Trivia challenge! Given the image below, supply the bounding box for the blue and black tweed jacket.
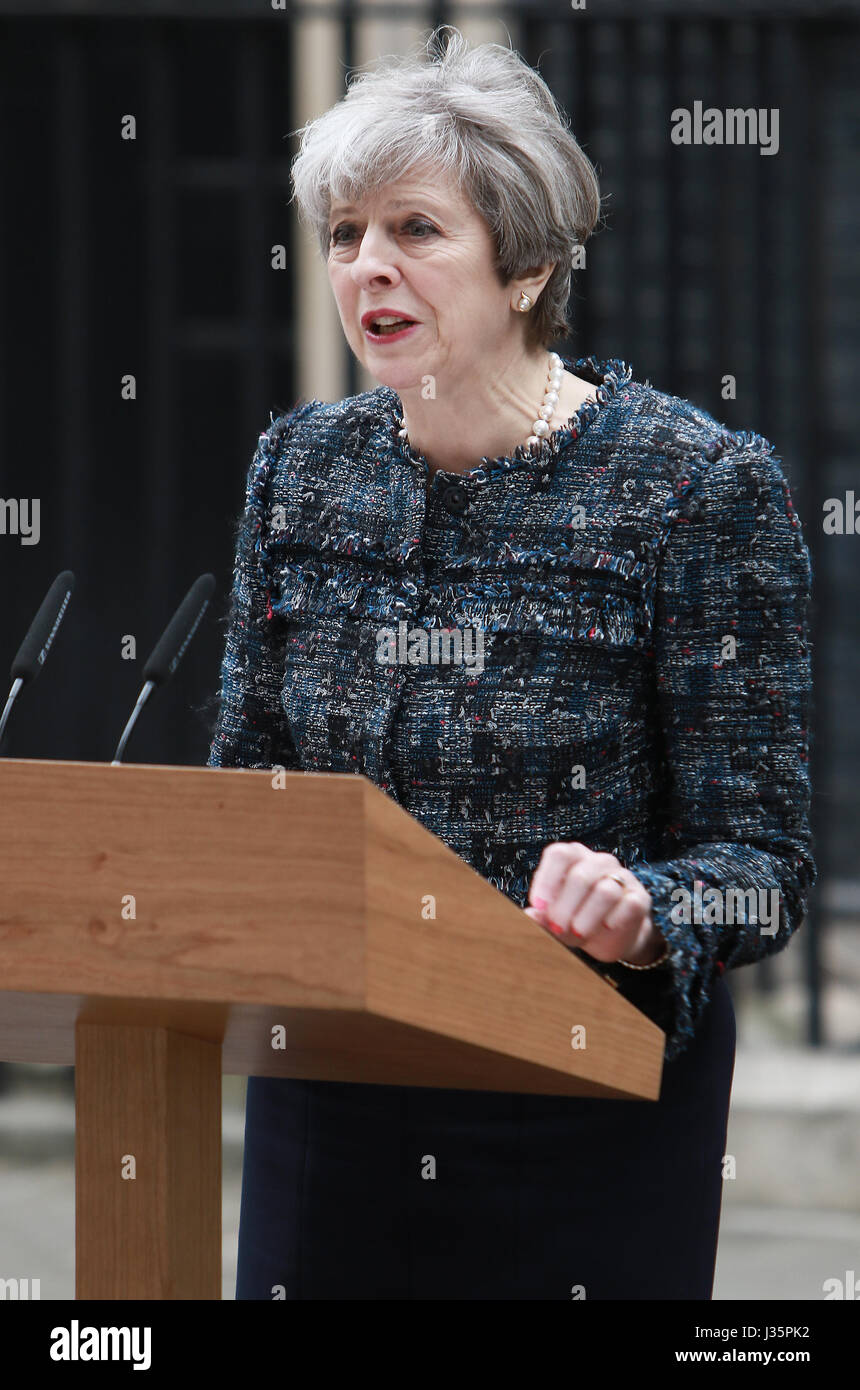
[207,355,817,1062]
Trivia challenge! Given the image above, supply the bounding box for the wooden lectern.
[0,758,664,1299]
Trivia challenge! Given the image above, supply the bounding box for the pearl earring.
[516,293,533,312]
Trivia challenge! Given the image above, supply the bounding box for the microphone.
[0,570,76,753]
[112,573,216,765]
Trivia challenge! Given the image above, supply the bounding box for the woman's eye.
[330,219,436,245]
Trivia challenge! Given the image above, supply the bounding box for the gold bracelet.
[617,940,670,970]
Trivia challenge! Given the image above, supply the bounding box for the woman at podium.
[207,28,816,1299]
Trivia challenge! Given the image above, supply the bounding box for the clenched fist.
[525,841,666,966]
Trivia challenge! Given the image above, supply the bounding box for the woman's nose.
[350,226,399,284]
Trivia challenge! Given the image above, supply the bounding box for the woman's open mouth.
[364,317,419,343]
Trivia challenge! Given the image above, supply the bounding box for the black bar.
[0,1,858,19]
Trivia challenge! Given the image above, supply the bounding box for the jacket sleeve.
[206,413,304,772]
[602,431,818,1061]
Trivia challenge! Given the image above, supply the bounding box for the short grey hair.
[288,25,604,350]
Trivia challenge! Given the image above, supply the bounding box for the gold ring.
[604,873,627,890]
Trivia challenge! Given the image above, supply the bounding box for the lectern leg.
[75,1021,222,1299]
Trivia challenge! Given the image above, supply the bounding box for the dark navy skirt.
[235,976,736,1300]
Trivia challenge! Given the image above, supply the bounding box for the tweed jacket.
[206,354,817,1062]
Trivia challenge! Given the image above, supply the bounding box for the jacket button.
[441,483,468,515]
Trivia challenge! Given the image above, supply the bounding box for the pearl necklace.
[397,351,565,456]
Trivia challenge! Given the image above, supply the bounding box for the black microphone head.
[141,573,216,687]
[10,570,76,684]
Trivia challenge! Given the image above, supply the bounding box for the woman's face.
[327,169,521,391]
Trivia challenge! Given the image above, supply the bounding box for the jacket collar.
[374,354,633,492]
